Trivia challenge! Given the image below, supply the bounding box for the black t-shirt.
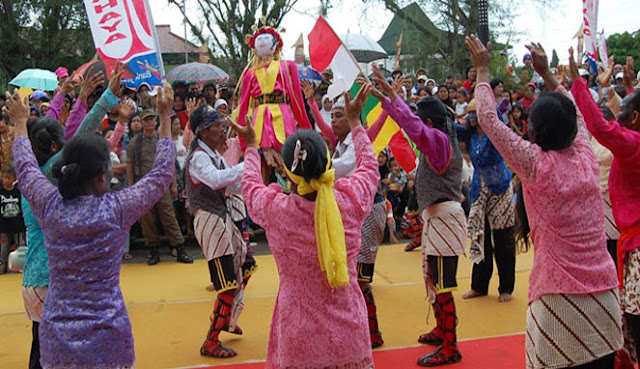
[0,186,25,234]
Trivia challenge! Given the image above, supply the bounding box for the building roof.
[156,25,200,54]
[378,3,446,55]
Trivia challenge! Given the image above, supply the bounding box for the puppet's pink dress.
[237,60,311,151]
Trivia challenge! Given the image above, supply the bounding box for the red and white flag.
[308,17,361,99]
[582,0,599,62]
[599,29,609,68]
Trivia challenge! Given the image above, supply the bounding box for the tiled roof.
[156,25,200,54]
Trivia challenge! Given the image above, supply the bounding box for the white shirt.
[174,135,187,170]
[188,139,243,194]
[332,132,356,179]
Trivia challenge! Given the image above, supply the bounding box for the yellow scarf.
[284,152,349,288]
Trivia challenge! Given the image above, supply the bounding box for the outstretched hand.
[370,63,397,103]
[4,90,30,137]
[59,74,81,96]
[301,80,314,101]
[343,84,370,129]
[597,56,615,87]
[156,81,174,119]
[228,115,257,149]
[623,56,635,90]
[118,98,135,123]
[78,66,105,102]
[108,63,127,96]
[568,47,581,82]
[464,35,492,84]
[525,42,550,76]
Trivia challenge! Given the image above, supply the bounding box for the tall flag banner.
[84,0,164,89]
[308,17,361,99]
[598,29,609,68]
[582,0,599,71]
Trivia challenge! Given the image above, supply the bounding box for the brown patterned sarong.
[468,184,515,264]
[525,290,623,369]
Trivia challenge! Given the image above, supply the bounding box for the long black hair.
[282,129,328,182]
[51,133,110,199]
[28,117,66,166]
[515,92,578,250]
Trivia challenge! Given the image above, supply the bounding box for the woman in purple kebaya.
[4,81,177,369]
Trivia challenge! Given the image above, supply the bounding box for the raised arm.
[368,67,451,173]
[114,82,175,227]
[569,51,638,158]
[334,90,380,220]
[65,68,105,138]
[232,116,278,228]
[5,93,59,221]
[467,36,539,182]
[302,80,337,146]
[108,100,133,152]
[47,76,81,120]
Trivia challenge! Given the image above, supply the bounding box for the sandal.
[169,247,178,257]
[418,331,444,346]
[200,340,237,358]
[417,346,462,367]
[122,253,133,260]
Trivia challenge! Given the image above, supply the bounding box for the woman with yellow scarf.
[231,87,379,369]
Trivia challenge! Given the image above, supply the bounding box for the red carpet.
[195,334,525,369]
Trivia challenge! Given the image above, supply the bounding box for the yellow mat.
[0,244,533,368]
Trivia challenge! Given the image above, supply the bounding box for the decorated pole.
[478,0,489,46]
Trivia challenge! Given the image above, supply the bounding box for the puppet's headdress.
[245,17,285,52]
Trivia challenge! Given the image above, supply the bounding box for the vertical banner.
[598,29,609,68]
[84,0,164,89]
[582,0,599,62]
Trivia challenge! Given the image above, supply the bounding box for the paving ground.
[0,238,533,369]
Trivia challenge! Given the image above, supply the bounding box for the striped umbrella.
[166,62,228,83]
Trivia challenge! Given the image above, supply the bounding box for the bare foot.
[462,290,484,299]
[205,284,216,292]
[499,293,512,303]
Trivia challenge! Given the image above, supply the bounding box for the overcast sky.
[152,0,639,69]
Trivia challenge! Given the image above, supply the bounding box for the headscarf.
[320,94,332,124]
[284,140,348,288]
[214,99,228,110]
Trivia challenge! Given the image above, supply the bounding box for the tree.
[167,0,300,80]
[0,0,95,82]
[372,0,558,75]
[606,30,640,66]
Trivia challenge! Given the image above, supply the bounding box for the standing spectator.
[126,109,193,265]
[203,83,216,105]
[0,111,15,173]
[0,167,25,274]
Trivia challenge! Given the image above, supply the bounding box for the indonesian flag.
[308,17,361,99]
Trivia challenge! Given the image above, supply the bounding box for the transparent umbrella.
[340,33,388,63]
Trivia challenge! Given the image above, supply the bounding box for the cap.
[147,86,159,97]
[214,99,228,109]
[140,109,156,120]
[523,54,532,62]
[578,69,590,77]
[55,67,69,78]
[322,69,333,77]
[172,80,188,87]
[417,75,428,82]
[466,99,477,112]
[615,72,624,80]
[218,83,230,90]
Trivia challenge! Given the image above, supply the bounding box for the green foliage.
[168,0,299,80]
[606,30,640,66]
[0,0,95,81]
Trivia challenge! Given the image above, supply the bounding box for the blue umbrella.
[297,65,323,81]
[9,69,59,91]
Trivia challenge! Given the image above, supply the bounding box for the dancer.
[185,105,257,358]
[235,87,376,369]
[570,47,640,362]
[303,79,388,348]
[13,65,121,369]
[465,36,621,368]
[369,64,467,367]
[457,94,516,303]
[5,81,177,369]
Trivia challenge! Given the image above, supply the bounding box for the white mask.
[254,33,276,58]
